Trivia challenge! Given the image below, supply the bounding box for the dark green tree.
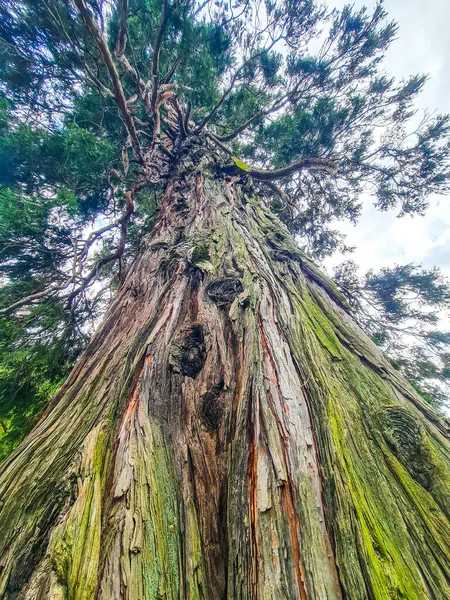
[334,260,450,407]
[0,1,450,598]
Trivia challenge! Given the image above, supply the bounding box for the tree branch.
[113,0,148,97]
[151,0,171,112]
[217,93,291,142]
[161,56,181,85]
[0,185,140,317]
[66,186,136,305]
[248,158,338,181]
[194,37,281,134]
[73,0,143,163]
[206,132,233,156]
[171,97,186,139]
[0,285,66,317]
[261,180,291,206]
[115,0,129,57]
[42,0,115,99]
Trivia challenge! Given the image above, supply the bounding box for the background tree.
[0,0,449,598]
[334,260,450,407]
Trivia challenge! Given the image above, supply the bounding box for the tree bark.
[0,146,449,599]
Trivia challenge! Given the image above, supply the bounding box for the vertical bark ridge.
[0,157,449,599]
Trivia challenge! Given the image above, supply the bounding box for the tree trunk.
[1,148,449,600]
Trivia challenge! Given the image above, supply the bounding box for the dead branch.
[73,0,143,163]
[115,0,128,57]
[66,186,137,305]
[171,98,187,139]
[261,180,291,207]
[206,132,233,156]
[149,0,171,148]
[151,0,171,111]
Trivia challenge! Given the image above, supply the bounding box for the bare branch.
[115,0,129,58]
[171,97,186,139]
[261,180,291,206]
[113,0,148,96]
[66,186,137,305]
[0,285,65,317]
[148,84,177,151]
[77,63,115,98]
[73,0,143,163]
[151,0,171,111]
[161,56,181,85]
[0,185,141,318]
[206,132,233,156]
[184,101,192,133]
[193,0,212,17]
[194,37,282,134]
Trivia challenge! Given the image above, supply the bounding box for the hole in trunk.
[180,324,206,378]
[201,381,224,430]
[206,277,244,307]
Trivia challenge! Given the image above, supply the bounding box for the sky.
[323,0,450,278]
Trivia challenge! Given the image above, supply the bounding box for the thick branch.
[73,0,143,163]
[113,0,147,97]
[249,158,338,181]
[171,98,186,139]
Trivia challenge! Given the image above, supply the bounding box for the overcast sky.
[323,0,450,279]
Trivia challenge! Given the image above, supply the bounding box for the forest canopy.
[0,0,449,460]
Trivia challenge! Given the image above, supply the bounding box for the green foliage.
[0,302,81,462]
[0,103,121,460]
[1,0,449,261]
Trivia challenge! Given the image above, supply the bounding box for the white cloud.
[323,0,450,282]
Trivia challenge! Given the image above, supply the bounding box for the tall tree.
[0,1,449,598]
